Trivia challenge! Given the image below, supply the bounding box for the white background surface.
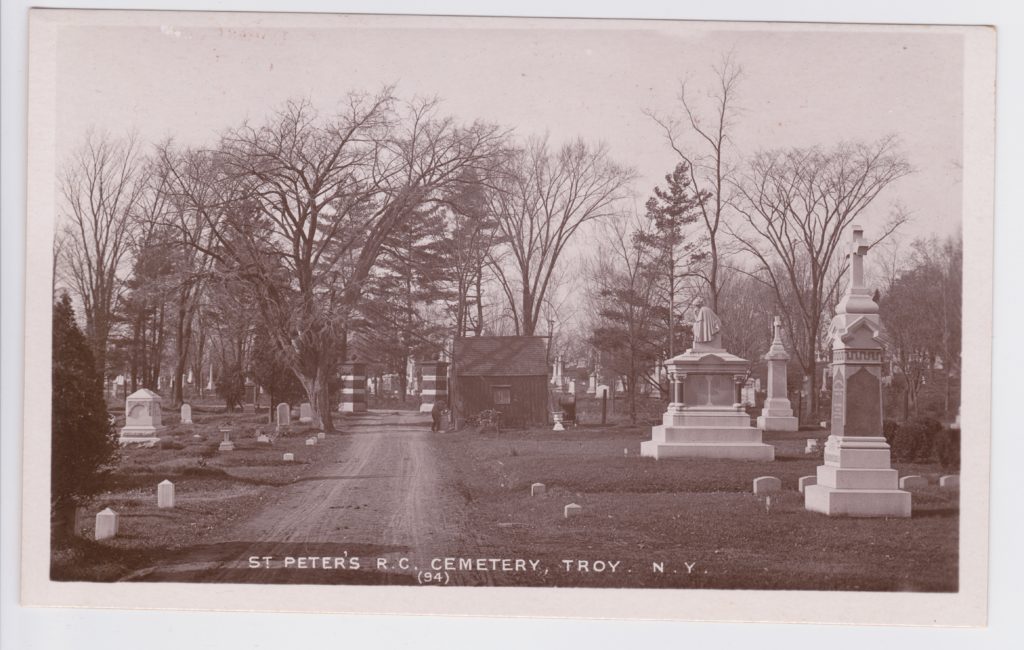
[2,1,1021,648]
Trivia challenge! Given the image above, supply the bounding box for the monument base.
[419,403,435,413]
[640,439,775,460]
[338,403,368,413]
[640,407,775,461]
[756,415,799,431]
[118,426,160,446]
[218,441,235,452]
[803,484,911,517]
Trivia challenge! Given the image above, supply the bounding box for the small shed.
[452,336,550,427]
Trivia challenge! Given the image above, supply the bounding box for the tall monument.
[804,225,911,517]
[756,316,799,432]
[640,298,775,461]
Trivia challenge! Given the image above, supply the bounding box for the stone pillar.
[669,372,685,411]
[757,316,799,432]
[805,225,911,517]
[419,361,449,413]
[338,362,368,413]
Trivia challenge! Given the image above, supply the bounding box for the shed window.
[492,386,511,405]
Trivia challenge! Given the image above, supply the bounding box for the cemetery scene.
[47,19,962,592]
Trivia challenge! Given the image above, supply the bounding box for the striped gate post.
[338,362,368,413]
[418,361,449,413]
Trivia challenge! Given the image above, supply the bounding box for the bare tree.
[487,136,634,336]
[730,136,912,419]
[646,54,742,312]
[58,131,143,376]
[165,93,504,431]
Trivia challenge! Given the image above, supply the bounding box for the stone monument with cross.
[804,225,911,517]
[756,316,799,432]
[640,297,775,460]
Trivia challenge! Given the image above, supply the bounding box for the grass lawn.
[51,407,331,582]
[435,423,959,591]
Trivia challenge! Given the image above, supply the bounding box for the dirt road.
[126,411,491,586]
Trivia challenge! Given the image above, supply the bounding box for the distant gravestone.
[119,388,164,445]
[317,431,326,440]
[753,476,782,495]
[256,433,270,444]
[939,475,960,489]
[805,439,820,454]
[282,453,294,462]
[276,403,290,429]
[243,403,256,414]
[531,482,546,496]
[306,437,316,446]
[300,402,314,424]
[180,403,192,425]
[563,503,582,518]
[218,428,234,452]
[798,476,817,494]
[595,385,610,399]
[94,508,118,540]
[568,380,576,394]
[157,480,175,508]
[552,412,565,432]
[900,475,928,489]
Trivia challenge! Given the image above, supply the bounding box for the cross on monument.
[849,225,870,291]
[772,315,783,341]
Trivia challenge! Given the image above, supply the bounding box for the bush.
[891,416,943,462]
[882,419,900,448]
[157,437,184,450]
[933,427,961,470]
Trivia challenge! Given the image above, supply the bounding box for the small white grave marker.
[939,474,960,489]
[180,403,192,425]
[552,412,565,431]
[564,503,582,518]
[317,431,326,440]
[306,437,316,446]
[300,402,314,424]
[94,508,118,540]
[753,476,781,495]
[900,475,928,489]
[276,402,290,429]
[218,428,234,452]
[256,434,270,444]
[798,475,817,494]
[157,480,175,508]
[282,452,294,462]
[530,482,546,496]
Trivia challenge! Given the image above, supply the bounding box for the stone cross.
[772,316,783,341]
[848,225,870,291]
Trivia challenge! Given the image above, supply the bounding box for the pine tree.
[51,293,118,541]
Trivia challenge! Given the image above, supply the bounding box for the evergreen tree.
[51,293,118,541]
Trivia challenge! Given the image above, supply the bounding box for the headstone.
[640,300,775,461]
[337,360,370,411]
[282,452,294,462]
[614,378,625,394]
[299,402,314,423]
[552,412,565,432]
[939,475,960,489]
[805,439,820,454]
[530,482,546,496]
[157,480,175,508]
[587,374,596,394]
[306,437,316,446]
[900,475,928,489]
[276,403,290,429]
[256,434,270,444]
[798,475,817,494]
[180,403,193,425]
[94,508,118,540]
[218,428,234,452]
[595,384,610,399]
[119,388,164,445]
[419,360,449,413]
[317,431,326,440]
[805,226,911,517]
[753,476,781,495]
[563,503,582,518]
[756,316,799,432]
[568,380,576,395]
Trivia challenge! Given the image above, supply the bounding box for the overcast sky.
[54,13,965,242]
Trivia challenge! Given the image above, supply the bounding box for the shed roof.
[453,336,549,376]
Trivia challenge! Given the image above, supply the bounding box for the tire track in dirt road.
[123,411,492,586]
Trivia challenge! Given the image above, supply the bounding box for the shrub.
[891,416,943,462]
[882,419,900,448]
[157,437,184,450]
[933,427,961,470]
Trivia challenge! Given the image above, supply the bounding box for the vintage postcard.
[21,9,995,625]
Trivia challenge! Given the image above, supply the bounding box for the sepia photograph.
[17,7,996,626]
